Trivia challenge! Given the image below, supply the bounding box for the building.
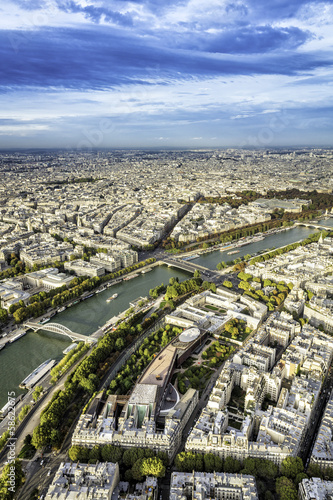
[169,471,259,500]
[45,462,120,500]
[299,477,333,500]
[64,259,105,277]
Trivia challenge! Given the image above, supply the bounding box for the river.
[192,225,320,270]
[0,265,191,408]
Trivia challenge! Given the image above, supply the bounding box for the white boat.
[141,267,152,274]
[20,359,57,389]
[39,317,50,325]
[123,274,139,281]
[57,306,66,313]
[106,293,118,303]
[63,343,78,355]
[9,330,27,344]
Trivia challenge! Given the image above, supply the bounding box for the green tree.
[193,270,201,278]
[141,457,166,478]
[280,457,304,479]
[223,280,233,289]
[224,456,241,473]
[0,460,24,500]
[31,422,51,449]
[275,476,298,500]
[0,308,8,323]
[68,445,90,462]
[32,385,43,402]
[101,444,123,463]
[131,459,144,481]
[18,405,30,422]
[204,453,223,473]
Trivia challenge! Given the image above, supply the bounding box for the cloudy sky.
[0,0,333,148]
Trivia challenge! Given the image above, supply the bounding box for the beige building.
[45,462,119,500]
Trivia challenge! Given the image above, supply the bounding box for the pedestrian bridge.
[24,322,96,344]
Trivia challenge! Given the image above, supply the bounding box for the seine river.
[192,225,320,269]
[0,265,191,407]
[0,223,326,407]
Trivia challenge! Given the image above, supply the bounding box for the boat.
[106,293,118,303]
[0,395,23,418]
[20,359,57,389]
[63,343,78,355]
[0,344,7,352]
[95,286,107,294]
[81,293,94,301]
[250,235,265,243]
[9,330,27,344]
[183,254,199,261]
[227,250,240,255]
[57,306,66,313]
[108,278,123,287]
[141,267,152,274]
[39,317,50,325]
[123,273,139,281]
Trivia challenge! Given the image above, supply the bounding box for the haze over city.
[1,0,333,149]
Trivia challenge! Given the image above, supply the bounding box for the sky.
[0,0,333,149]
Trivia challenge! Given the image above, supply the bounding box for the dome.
[179,327,201,343]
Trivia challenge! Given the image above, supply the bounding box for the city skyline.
[0,0,333,148]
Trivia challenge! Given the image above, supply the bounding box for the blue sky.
[0,0,333,148]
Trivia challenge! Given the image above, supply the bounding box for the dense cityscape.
[0,148,332,499]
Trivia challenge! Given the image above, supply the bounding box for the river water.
[0,265,191,407]
[192,226,320,270]
[0,223,328,408]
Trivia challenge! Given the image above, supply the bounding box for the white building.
[45,462,120,500]
[169,471,259,500]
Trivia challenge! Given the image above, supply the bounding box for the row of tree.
[68,444,168,482]
[174,452,310,500]
[50,342,89,382]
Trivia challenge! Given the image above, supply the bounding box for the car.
[47,470,51,476]
[40,460,44,466]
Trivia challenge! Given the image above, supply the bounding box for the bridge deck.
[24,322,95,343]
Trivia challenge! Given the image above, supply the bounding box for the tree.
[131,459,144,481]
[223,280,233,289]
[32,422,51,449]
[32,385,43,402]
[204,453,222,473]
[115,337,125,351]
[224,456,241,473]
[0,460,24,500]
[280,457,304,479]
[295,472,308,485]
[101,444,123,463]
[89,445,101,462]
[141,457,166,478]
[123,448,146,468]
[68,445,90,461]
[275,476,298,500]
[193,270,201,278]
[0,308,8,323]
[18,405,30,422]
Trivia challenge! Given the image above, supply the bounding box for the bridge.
[24,322,96,344]
[161,258,220,277]
[295,222,333,231]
